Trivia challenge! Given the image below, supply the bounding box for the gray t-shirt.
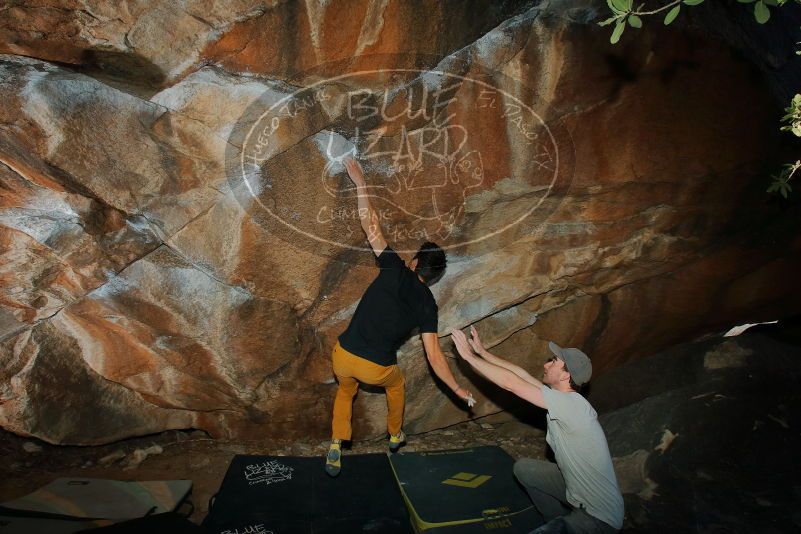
[541,386,624,530]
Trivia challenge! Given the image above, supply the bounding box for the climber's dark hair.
[414,242,446,285]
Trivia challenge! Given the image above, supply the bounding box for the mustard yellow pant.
[331,342,405,441]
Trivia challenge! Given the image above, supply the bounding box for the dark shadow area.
[75,49,169,98]
[596,323,801,533]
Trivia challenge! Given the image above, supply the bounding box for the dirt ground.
[0,416,547,526]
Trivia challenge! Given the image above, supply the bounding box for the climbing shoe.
[389,430,406,452]
[325,440,342,477]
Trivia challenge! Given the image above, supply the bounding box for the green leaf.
[611,20,626,43]
[754,0,771,23]
[598,15,620,26]
[764,0,779,6]
[737,0,756,3]
[683,0,705,5]
[780,184,790,198]
[792,123,801,136]
[609,0,631,13]
[664,5,681,24]
[628,15,643,28]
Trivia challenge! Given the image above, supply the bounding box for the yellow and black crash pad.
[388,446,543,533]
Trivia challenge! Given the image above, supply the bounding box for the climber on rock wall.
[451,326,624,534]
[325,157,475,477]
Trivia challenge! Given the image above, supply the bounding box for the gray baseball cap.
[548,341,592,386]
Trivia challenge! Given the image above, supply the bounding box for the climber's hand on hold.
[344,158,366,188]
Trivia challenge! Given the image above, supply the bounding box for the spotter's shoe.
[325,441,342,477]
[389,431,406,453]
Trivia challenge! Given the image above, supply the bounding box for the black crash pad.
[76,512,206,533]
[202,452,413,534]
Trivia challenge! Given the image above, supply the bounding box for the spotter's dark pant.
[513,459,619,534]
